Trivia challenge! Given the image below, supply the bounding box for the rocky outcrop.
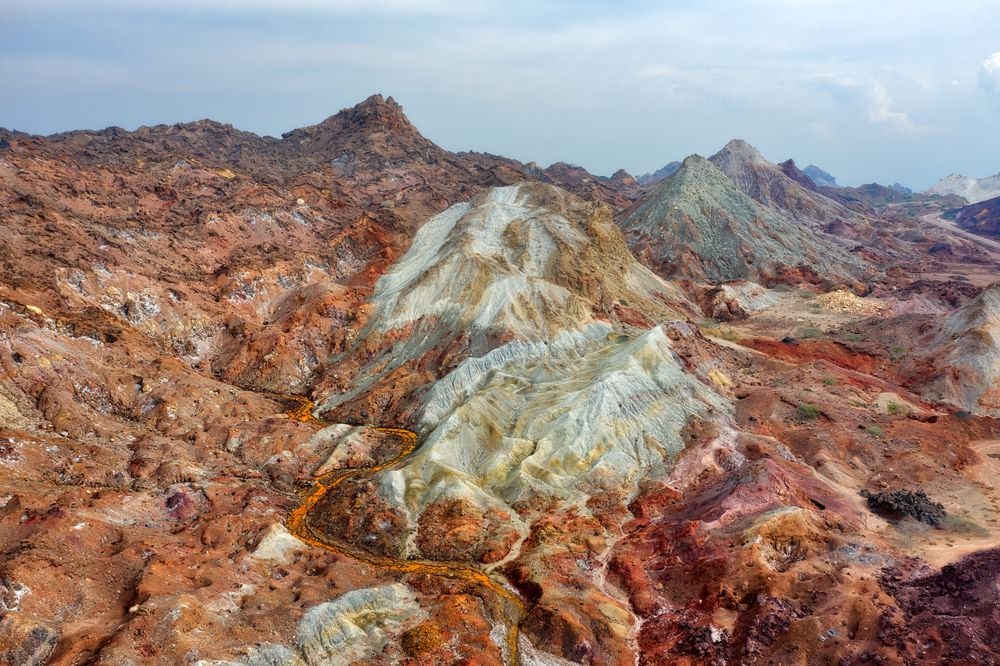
[920,283,1000,416]
[779,159,821,192]
[698,280,779,321]
[953,194,1000,239]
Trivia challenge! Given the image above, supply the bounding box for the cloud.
[867,81,924,132]
[810,75,928,133]
[981,51,1000,102]
[3,1,1000,184]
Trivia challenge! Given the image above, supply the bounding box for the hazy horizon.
[4,1,1000,189]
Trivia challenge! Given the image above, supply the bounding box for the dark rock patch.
[860,489,945,525]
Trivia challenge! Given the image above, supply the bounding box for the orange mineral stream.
[275,394,526,665]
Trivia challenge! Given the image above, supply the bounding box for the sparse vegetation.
[889,344,908,361]
[839,331,861,342]
[822,376,838,386]
[700,321,742,343]
[797,326,823,339]
[796,403,822,420]
[886,401,908,416]
[863,424,885,438]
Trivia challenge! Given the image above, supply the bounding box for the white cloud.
[811,75,928,133]
[867,81,924,132]
[981,51,1000,101]
[4,0,1000,184]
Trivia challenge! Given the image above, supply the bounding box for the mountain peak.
[714,138,765,162]
[926,172,1000,203]
[321,93,415,134]
[708,140,858,227]
[673,154,723,180]
[610,168,638,186]
[279,93,437,167]
[282,93,425,146]
[779,158,821,192]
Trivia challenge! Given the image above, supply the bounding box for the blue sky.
[4,0,1000,188]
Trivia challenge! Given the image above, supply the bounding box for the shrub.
[822,377,838,386]
[864,424,885,438]
[796,403,822,420]
[797,326,823,339]
[886,401,907,416]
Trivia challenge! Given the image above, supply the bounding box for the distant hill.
[637,161,681,186]
[620,154,871,284]
[925,172,1000,204]
[804,164,838,187]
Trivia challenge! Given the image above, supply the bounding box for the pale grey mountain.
[620,154,871,284]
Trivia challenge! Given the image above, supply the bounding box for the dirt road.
[920,211,1000,254]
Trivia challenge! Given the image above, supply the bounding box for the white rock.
[251,523,306,563]
[381,323,728,552]
[296,584,424,665]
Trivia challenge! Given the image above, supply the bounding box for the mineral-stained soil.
[1,96,999,665]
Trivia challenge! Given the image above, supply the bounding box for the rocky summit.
[709,139,865,232]
[1,94,1000,666]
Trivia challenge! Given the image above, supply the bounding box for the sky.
[3,0,1000,188]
